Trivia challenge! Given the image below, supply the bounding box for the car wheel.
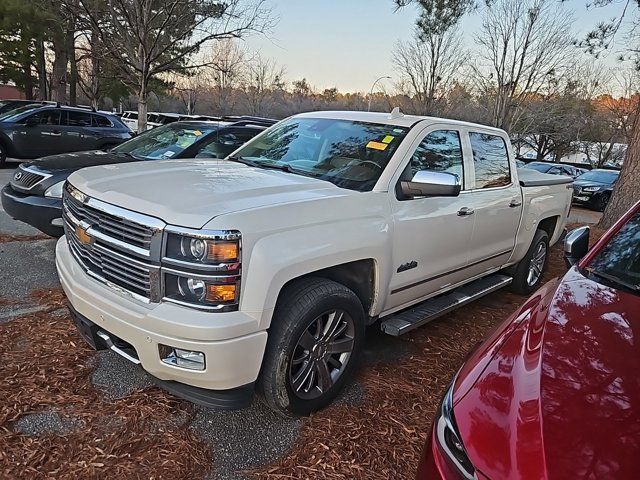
[511,229,549,295]
[258,277,365,417]
[594,193,610,212]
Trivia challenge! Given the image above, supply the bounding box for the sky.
[240,0,632,93]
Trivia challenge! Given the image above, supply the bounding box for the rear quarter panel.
[509,182,572,264]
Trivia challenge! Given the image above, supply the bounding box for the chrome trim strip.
[162,296,232,311]
[86,226,153,259]
[161,266,240,282]
[85,196,166,230]
[161,256,241,273]
[164,225,241,240]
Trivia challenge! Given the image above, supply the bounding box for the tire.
[510,229,550,295]
[594,193,610,212]
[258,277,366,417]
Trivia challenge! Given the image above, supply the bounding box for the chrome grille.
[62,184,164,302]
[67,225,154,298]
[10,166,50,191]
[65,193,154,249]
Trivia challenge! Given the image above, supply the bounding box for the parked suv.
[0,104,133,166]
[1,118,275,236]
[56,111,573,415]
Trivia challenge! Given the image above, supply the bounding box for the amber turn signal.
[207,241,239,262]
[205,284,237,303]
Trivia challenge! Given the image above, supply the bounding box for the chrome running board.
[381,274,513,336]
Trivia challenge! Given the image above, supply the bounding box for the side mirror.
[400,171,461,198]
[564,226,590,267]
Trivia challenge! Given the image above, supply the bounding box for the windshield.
[587,211,640,293]
[112,123,218,159]
[526,163,553,173]
[231,117,409,191]
[0,105,40,121]
[577,170,619,183]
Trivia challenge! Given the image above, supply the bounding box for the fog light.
[159,344,205,371]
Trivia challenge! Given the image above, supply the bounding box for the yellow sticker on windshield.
[382,135,394,144]
[367,141,388,151]
[194,130,202,136]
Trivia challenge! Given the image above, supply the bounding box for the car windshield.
[0,105,40,121]
[587,211,640,293]
[577,170,619,183]
[526,163,553,173]
[231,117,409,191]
[111,123,218,159]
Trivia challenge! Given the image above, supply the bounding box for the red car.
[418,200,640,480]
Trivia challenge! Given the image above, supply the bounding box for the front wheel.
[594,193,610,212]
[511,229,549,295]
[258,277,365,416]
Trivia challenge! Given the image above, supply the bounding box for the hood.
[453,267,640,479]
[25,150,132,172]
[67,159,351,228]
[574,178,610,188]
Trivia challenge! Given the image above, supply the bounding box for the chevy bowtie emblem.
[76,225,94,245]
[14,172,22,181]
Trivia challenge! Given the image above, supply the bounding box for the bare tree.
[474,0,575,130]
[206,39,245,115]
[241,54,285,116]
[392,27,467,115]
[73,0,270,131]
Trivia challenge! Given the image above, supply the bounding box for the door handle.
[509,199,522,207]
[457,207,475,216]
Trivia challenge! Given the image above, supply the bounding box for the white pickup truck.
[56,110,573,415]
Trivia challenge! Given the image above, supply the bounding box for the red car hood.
[454,267,640,479]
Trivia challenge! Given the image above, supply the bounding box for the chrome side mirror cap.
[564,226,590,267]
[400,171,461,198]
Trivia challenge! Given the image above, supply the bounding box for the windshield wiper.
[586,267,640,293]
[227,156,306,175]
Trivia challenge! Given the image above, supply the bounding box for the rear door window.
[67,111,93,127]
[469,132,511,189]
[92,114,113,127]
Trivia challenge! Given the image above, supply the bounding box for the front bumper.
[56,237,268,408]
[1,184,63,237]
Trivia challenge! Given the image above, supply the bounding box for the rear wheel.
[258,277,365,416]
[511,229,549,295]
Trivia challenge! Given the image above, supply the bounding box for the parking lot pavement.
[568,205,602,225]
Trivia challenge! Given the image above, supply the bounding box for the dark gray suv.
[0,104,133,165]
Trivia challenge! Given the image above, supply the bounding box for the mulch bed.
[0,226,606,479]
[0,233,49,243]
[251,228,606,479]
[0,288,212,479]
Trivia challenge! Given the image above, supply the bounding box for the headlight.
[436,378,476,479]
[44,181,65,198]
[165,230,240,266]
[163,271,239,310]
[582,186,601,192]
[162,227,241,311]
